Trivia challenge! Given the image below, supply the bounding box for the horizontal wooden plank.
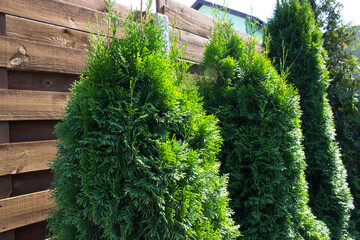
[0,140,55,176]
[0,190,55,233]
[162,0,262,50]
[0,89,68,121]
[169,26,208,48]
[179,30,208,48]
[6,15,91,50]
[57,0,108,12]
[164,5,213,39]
[0,0,130,36]
[58,0,130,15]
[169,28,205,63]
[0,36,87,74]
[182,42,204,63]
[0,0,102,33]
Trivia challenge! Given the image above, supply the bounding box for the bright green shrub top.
[198,17,330,239]
[267,1,354,239]
[47,2,239,239]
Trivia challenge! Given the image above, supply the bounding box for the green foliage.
[309,1,360,236]
[47,1,239,239]
[267,1,354,239]
[198,13,330,239]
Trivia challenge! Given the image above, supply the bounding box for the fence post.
[156,0,167,14]
[0,12,15,240]
[155,13,170,53]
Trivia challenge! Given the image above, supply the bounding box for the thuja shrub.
[47,1,239,239]
[198,16,330,239]
[267,0,353,239]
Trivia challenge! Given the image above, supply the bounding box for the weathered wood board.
[0,190,55,233]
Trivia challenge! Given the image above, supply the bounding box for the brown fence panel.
[0,190,55,233]
[0,141,56,176]
[0,0,260,238]
[0,89,68,121]
[0,1,130,238]
[0,0,103,33]
[0,36,87,74]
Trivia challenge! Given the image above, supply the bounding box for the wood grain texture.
[0,140,56,176]
[58,0,107,12]
[183,42,203,63]
[0,89,69,121]
[0,0,102,33]
[0,190,55,233]
[169,25,208,50]
[8,71,77,92]
[162,0,262,50]
[164,6,212,39]
[178,28,208,48]
[9,121,58,143]
[0,0,129,36]
[59,0,130,15]
[0,36,87,74]
[168,29,205,62]
[0,67,11,201]
[6,15,91,50]
[156,0,166,14]
[160,0,213,39]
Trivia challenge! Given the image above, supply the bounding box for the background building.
[191,0,265,39]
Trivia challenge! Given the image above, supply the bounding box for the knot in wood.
[18,46,27,55]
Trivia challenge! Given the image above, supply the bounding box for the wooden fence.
[0,0,253,238]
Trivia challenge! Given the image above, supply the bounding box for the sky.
[116,0,360,26]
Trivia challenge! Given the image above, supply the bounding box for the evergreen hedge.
[47,2,239,239]
[267,0,354,239]
[309,1,360,236]
[198,15,330,239]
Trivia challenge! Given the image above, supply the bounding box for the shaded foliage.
[198,14,330,239]
[47,1,239,239]
[267,1,354,239]
[309,1,360,236]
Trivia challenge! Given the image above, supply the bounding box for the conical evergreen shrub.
[198,15,330,239]
[267,0,353,239]
[47,1,239,239]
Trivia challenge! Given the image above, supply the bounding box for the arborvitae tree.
[267,1,354,239]
[198,15,330,239]
[47,1,239,239]
[309,1,360,236]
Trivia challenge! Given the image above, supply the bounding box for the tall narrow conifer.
[198,14,329,239]
[267,1,353,239]
[47,1,239,239]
